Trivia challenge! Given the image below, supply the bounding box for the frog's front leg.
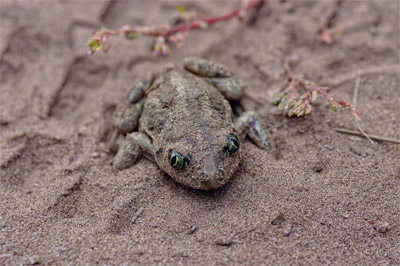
[235,111,269,150]
[183,57,244,100]
[113,132,154,171]
[113,73,155,134]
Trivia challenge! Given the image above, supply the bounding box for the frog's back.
[139,70,233,147]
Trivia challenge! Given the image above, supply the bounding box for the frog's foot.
[235,111,269,150]
[113,73,155,134]
[113,100,144,134]
[113,132,154,171]
[183,57,244,101]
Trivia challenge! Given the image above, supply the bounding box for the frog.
[112,57,268,190]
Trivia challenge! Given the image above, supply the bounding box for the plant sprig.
[86,0,265,56]
[272,66,361,120]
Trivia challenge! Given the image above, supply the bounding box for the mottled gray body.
[113,57,268,190]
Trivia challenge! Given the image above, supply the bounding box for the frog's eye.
[168,150,190,170]
[223,134,240,155]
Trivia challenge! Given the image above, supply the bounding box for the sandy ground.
[1,0,399,265]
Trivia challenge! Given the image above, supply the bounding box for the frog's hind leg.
[113,132,154,171]
[110,73,155,169]
[183,57,244,101]
[113,73,155,134]
[108,73,154,152]
[235,111,269,150]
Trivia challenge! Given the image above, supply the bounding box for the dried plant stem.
[352,75,361,107]
[320,0,343,29]
[352,75,375,145]
[319,0,343,44]
[335,128,400,144]
[86,0,265,55]
[160,0,265,37]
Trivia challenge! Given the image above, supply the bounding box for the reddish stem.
[87,0,265,54]
[160,0,265,37]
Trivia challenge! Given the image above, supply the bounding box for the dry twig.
[352,75,375,145]
[335,128,400,144]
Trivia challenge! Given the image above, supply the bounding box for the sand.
[0,0,399,265]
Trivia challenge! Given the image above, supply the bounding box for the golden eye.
[168,150,190,170]
[223,134,240,155]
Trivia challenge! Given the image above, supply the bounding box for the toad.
[112,57,268,190]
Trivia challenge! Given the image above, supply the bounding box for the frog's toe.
[207,77,244,101]
[113,139,140,171]
[113,132,154,171]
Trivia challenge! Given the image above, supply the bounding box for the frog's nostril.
[216,173,225,182]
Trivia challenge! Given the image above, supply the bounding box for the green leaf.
[311,90,318,102]
[278,101,286,112]
[330,102,340,112]
[305,105,312,115]
[296,109,305,117]
[176,5,185,14]
[85,39,101,53]
[125,32,138,40]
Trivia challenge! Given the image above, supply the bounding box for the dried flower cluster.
[272,67,360,120]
